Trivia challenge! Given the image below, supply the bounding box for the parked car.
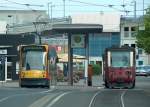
[136,66,149,77]
[144,65,150,76]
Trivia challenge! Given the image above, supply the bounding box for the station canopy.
[51,24,103,33]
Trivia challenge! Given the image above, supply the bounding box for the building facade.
[71,13,121,63]
[0,34,35,81]
[0,21,7,34]
[120,17,148,66]
[72,32,120,63]
[0,10,49,34]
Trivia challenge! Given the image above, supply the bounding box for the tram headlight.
[42,72,46,78]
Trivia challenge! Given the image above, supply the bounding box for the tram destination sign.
[22,46,46,52]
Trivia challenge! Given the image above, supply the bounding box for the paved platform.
[0,75,103,88]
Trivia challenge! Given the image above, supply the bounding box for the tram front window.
[111,51,130,67]
[22,51,46,70]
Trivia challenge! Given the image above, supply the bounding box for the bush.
[92,64,102,75]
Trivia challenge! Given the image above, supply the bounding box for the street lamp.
[33,21,48,44]
[47,2,55,20]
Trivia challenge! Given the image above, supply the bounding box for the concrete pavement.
[0,81,19,88]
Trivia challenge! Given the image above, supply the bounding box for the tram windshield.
[22,51,46,70]
[111,51,130,67]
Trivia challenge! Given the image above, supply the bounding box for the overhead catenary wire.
[1,0,45,12]
[69,0,108,7]
[69,0,135,14]
[3,0,44,7]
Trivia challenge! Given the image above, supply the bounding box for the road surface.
[0,76,149,107]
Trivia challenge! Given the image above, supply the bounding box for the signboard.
[57,46,62,51]
[0,49,7,54]
[49,47,57,65]
[71,34,85,48]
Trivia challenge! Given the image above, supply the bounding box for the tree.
[136,7,150,54]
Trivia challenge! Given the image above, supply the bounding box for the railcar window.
[111,51,130,67]
[22,51,46,70]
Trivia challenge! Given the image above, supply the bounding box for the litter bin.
[88,64,93,86]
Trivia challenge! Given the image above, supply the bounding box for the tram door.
[0,55,5,81]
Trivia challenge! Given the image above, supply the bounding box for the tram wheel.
[105,81,109,88]
[130,80,135,89]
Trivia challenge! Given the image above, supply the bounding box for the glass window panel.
[138,49,143,54]
[124,27,129,31]
[22,51,45,70]
[111,51,130,67]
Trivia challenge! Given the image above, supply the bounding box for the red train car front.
[103,46,136,88]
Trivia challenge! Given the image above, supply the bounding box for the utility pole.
[48,3,49,18]
[134,0,136,19]
[143,0,144,16]
[142,0,145,30]
[51,4,52,20]
[47,2,54,20]
[122,0,125,16]
[63,0,65,17]
[47,2,52,19]
[51,4,55,21]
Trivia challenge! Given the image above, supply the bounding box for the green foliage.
[136,6,150,54]
[92,64,101,75]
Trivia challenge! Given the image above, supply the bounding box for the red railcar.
[102,46,136,88]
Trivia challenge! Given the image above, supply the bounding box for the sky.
[0,0,150,18]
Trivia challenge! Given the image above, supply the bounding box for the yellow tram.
[19,44,57,88]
